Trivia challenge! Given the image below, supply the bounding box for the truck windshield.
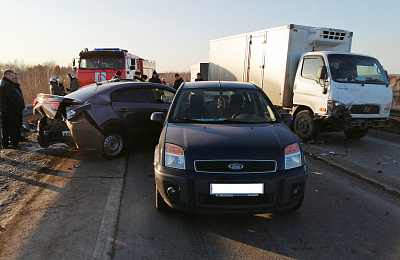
[79,57,124,70]
[328,54,389,85]
[170,88,277,124]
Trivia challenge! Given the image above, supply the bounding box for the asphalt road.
[114,143,400,260]
[1,131,399,260]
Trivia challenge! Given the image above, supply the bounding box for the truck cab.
[74,48,156,87]
[293,51,392,140]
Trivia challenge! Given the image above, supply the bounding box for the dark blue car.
[151,81,307,214]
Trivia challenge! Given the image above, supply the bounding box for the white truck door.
[293,55,329,114]
[248,34,266,88]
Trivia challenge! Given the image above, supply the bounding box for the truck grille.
[194,160,277,173]
[198,193,275,206]
[351,105,379,114]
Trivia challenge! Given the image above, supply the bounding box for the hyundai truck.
[208,24,392,140]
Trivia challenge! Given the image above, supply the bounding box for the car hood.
[164,123,300,167]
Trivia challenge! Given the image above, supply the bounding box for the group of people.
[0,70,28,149]
[111,70,204,90]
[50,73,80,96]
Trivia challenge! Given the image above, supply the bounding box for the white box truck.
[209,24,392,140]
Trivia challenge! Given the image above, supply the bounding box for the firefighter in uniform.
[67,73,80,93]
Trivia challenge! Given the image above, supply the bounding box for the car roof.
[65,81,176,100]
[181,81,259,90]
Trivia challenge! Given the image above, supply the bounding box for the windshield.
[328,54,389,85]
[79,57,124,70]
[170,88,277,124]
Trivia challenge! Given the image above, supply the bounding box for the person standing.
[149,70,161,83]
[67,73,80,93]
[112,70,122,79]
[195,73,205,81]
[0,70,25,148]
[57,77,66,95]
[10,73,28,141]
[134,71,143,82]
[49,76,64,96]
[173,74,184,89]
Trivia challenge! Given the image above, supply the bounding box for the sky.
[1,0,399,74]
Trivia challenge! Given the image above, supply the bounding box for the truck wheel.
[344,127,369,139]
[156,186,171,213]
[294,111,320,141]
[99,128,126,159]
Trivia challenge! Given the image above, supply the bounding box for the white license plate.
[210,183,264,197]
[62,131,71,137]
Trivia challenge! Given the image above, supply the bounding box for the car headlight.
[383,102,391,114]
[164,143,185,170]
[285,143,302,169]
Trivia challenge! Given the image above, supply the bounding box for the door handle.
[116,108,129,112]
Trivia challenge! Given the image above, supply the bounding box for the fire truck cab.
[73,48,156,87]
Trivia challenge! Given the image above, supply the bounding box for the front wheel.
[99,128,126,159]
[344,127,369,139]
[293,111,320,141]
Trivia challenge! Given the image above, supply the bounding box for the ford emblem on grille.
[228,163,244,170]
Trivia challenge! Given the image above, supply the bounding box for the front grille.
[194,160,276,173]
[198,193,275,206]
[351,105,379,114]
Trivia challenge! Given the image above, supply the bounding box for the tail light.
[66,103,91,120]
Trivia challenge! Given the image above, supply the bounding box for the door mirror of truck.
[280,113,293,127]
[130,65,136,70]
[317,66,327,79]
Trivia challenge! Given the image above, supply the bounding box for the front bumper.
[155,165,307,214]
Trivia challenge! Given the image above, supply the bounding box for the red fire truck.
[73,48,156,87]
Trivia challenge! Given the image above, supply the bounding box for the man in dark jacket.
[173,74,184,89]
[149,70,161,83]
[67,73,80,93]
[0,70,25,148]
[195,73,205,81]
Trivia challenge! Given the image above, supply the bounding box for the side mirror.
[317,66,327,79]
[130,65,136,70]
[151,112,165,123]
[280,113,293,128]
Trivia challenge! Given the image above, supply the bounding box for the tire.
[294,110,320,141]
[344,127,369,139]
[156,187,171,213]
[100,128,126,158]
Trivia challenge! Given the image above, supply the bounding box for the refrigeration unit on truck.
[208,24,392,140]
[73,48,156,87]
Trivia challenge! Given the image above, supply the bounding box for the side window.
[150,88,175,103]
[111,88,153,103]
[301,57,325,81]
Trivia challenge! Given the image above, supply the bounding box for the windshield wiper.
[336,77,362,83]
[172,118,205,123]
[363,78,387,85]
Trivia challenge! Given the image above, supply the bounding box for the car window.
[111,88,154,103]
[150,88,175,104]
